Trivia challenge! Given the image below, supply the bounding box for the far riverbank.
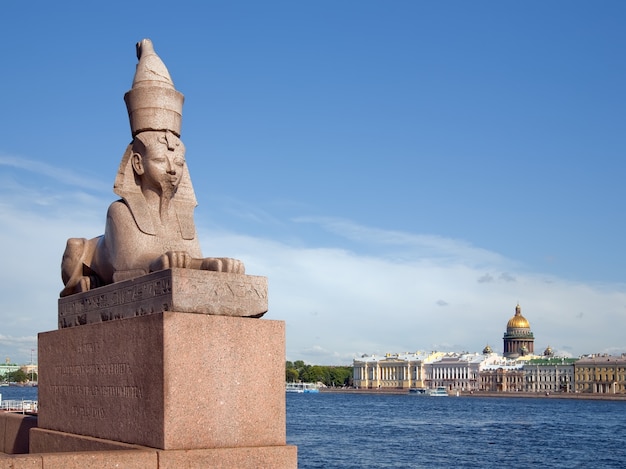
[319,387,626,401]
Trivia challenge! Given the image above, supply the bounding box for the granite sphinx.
[61,39,244,297]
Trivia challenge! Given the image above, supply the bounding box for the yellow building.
[574,354,626,394]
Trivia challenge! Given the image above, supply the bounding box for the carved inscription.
[76,341,103,354]
[53,385,143,398]
[55,363,132,375]
[59,277,172,316]
[210,278,267,299]
[72,406,106,419]
[48,336,144,424]
[58,270,269,327]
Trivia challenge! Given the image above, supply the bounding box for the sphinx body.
[60,40,244,297]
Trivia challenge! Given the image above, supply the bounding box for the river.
[287,392,626,468]
[6,387,625,467]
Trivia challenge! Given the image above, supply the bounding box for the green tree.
[286,361,354,386]
[329,367,352,387]
[5,369,28,383]
[286,367,299,383]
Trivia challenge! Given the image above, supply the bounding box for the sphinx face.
[139,139,186,199]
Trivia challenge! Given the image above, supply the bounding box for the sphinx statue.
[61,39,244,297]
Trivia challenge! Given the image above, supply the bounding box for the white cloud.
[2,160,626,366]
[0,154,110,193]
[199,220,626,365]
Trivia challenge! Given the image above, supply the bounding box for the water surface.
[287,393,626,468]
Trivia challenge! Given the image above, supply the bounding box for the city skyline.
[1,2,626,364]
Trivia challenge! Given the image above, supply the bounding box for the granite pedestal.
[32,270,296,467]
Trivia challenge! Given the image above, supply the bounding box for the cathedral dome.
[507,304,530,329]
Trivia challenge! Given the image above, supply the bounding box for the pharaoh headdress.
[114,39,196,239]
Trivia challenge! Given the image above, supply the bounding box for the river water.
[6,387,625,467]
[0,386,38,403]
[287,392,626,468]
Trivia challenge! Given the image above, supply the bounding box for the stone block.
[29,428,150,453]
[0,453,42,469]
[58,269,268,328]
[38,313,286,450]
[157,445,298,469]
[0,413,37,454]
[7,445,297,469]
[39,450,157,469]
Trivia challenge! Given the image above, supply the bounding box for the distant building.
[352,351,444,389]
[574,354,626,394]
[503,304,534,358]
[524,357,576,393]
[0,364,21,378]
[424,353,484,391]
[351,302,626,395]
[479,358,525,392]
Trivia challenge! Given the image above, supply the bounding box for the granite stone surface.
[2,446,297,469]
[0,413,37,454]
[29,428,150,453]
[156,446,298,469]
[38,313,286,450]
[58,269,268,327]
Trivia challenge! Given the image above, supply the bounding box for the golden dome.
[506,304,530,329]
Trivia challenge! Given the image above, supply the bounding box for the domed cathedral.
[503,303,535,358]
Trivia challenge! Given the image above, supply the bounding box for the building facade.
[524,358,576,393]
[574,355,626,394]
[478,355,526,392]
[351,303,626,396]
[352,352,442,389]
[424,353,484,391]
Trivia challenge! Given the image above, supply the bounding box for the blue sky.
[1,1,625,365]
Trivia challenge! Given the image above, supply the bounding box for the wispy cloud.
[0,154,109,193]
[201,220,626,364]
[2,162,626,365]
[293,216,512,267]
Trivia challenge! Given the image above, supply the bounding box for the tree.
[286,368,299,383]
[4,369,28,383]
[285,361,354,386]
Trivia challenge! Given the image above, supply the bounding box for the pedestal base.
[38,313,286,450]
[26,437,299,469]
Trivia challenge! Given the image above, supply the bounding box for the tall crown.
[124,39,184,137]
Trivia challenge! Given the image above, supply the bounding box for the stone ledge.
[0,412,37,454]
[27,429,297,469]
[58,268,268,328]
[29,428,150,453]
[0,447,298,469]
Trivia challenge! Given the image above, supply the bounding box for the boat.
[286,382,320,394]
[428,386,449,397]
[409,388,427,395]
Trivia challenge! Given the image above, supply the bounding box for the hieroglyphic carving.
[58,269,268,327]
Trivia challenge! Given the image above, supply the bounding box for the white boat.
[286,382,320,394]
[428,387,449,397]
